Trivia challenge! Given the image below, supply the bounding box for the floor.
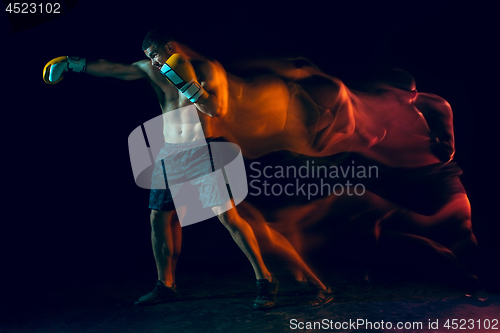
[2,262,498,333]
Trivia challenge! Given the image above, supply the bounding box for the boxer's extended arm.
[86,60,148,80]
[43,57,148,84]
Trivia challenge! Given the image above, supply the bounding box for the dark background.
[1,0,498,302]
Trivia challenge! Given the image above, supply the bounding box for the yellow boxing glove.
[43,56,86,84]
[159,53,208,103]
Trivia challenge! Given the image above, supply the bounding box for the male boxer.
[43,27,334,309]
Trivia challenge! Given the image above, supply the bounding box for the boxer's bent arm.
[415,92,455,160]
[416,94,455,145]
[85,60,148,80]
[193,61,227,118]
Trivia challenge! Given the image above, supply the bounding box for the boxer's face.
[404,81,418,102]
[144,42,175,70]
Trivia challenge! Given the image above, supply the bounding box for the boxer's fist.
[431,141,454,163]
[43,56,86,84]
[429,132,454,162]
[159,53,208,103]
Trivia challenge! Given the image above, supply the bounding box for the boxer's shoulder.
[415,92,450,108]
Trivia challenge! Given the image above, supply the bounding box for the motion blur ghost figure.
[208,57,357,158]
[209,57,482,295]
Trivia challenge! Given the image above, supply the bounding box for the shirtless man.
[42,27,333,309]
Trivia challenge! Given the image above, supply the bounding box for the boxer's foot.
[309,286,334,307]
[465,286,491,307]
[464,275,491,307]
[134,280,180,306]
[253,276,279,310]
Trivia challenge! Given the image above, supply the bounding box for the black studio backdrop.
[2,1,498,292]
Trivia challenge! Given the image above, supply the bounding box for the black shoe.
[252,276,279,310]
[134,280,180,306]
[309,286,334,307]
[464,276,491,307]
[465,287,491,307]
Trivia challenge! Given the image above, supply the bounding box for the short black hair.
[383,68,415,91]
[345,65,415,92]
[142,26,175,51]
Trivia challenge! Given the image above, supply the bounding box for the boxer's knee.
[436,194,477,248]
[211,200,234,217]
[445,194,472,230]
[214,207,241,233]
[150,209,175,231]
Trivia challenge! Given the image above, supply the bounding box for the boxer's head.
[355,67,417,102]
[386,68,416,92]
[142,27,177,69]
[388,68,418,102]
